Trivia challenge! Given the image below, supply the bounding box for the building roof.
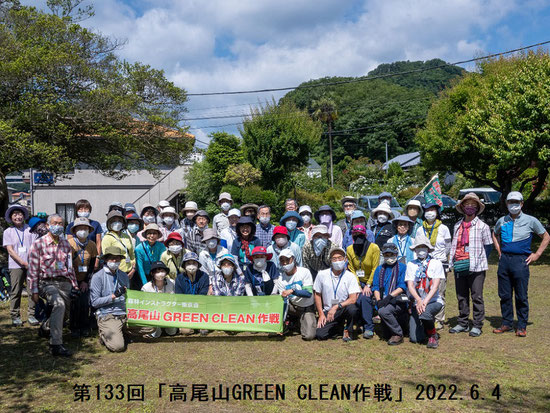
[307,158,321,170]
[383,151,420,170]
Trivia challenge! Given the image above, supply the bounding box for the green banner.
[423,174,443,207]
[126,290,284,333]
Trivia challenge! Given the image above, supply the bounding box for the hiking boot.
[12,317,23,327]
[435,321,444,330]
[372,315,381,324]
[515,328,527,337]
[27,315,40,326]
[342,330,353,343]
[493,325,513,334]
[363,330,374,339]
[427,335,439,349]
[388,335,403,346]
[37,325,49,339]
[199,329,209,336]
[449,324,469,334]
[50,344,73,357]
[469,327,482,337]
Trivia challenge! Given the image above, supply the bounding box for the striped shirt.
[210,270,246,296]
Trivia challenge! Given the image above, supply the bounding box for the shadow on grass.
[0,311,100,413]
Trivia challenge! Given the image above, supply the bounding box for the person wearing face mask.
[100,202,125,238]
[65,199,103,256]
[29,216,49,239]
[138,203,162,242]
[298,205,314,241]
[255,205,274,247]
[342,210,375,250]
[135,224,166,289]
[336,196,358,234]
[160,232,187,279]
[231,216,262,271]
[267,226,303,272]
[390,216,416,264]
[3,204,39,327]
[415,203,451,330]
[244,246,279,297]
[370,203,395,249]
[27,214,79,357]
[346,225,381,339]
[272,248,316,340]
[124,212,143,248]
[314,246,361,342]
[68,218,98,337]
[210,254,246,296]
[302,225,332,280]
[404,199,423,236]
[372,243,408,345]
[101,210,136,285]
[314,205,343,247]
[184,210,210,255]
[405,235,445,349]
[448,193,493,337]
[492,191,549,337]
[141,261,177,339]
[240,203,259,221]
[213,192,233,236]
[199,228,229,278]
[90,245,131,352]
[220,208,241,252]
[279,211,306,248]
[158,207,180,240]
[179,201,198,235]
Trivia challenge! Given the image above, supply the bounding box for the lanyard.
[186,277,197,295]
[331,272,343,299]
[143,243,154,264]
[15,227,25,247]
[375,226,384,239]
[108,233,129,254]
[78,247,86,264]
[423,222,436,240]
[111,273,118,291]
[394,235,410,257]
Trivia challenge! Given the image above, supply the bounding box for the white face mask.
[313,237,328,255]
[154,272,167,282]
[344,209,354,218]
[222,266,233,276]
[110,221,123,232]
[282,261,295,273]
[275,237,288,248]
[416,248,429,260]
[507,204,522,215]
[331,260,347,272]
[301,215,311,224]
[76,229,89,240]
[185,264,198,274]
[163,216,175,226]
[259,216,271,225]
[384,256,398,265]
[424,211,437,222]
[285,220,298,231]
[77,211,90,218]
[220,202,231,212]
[127,223,140,234]
[169,245,183,254]
[253,257,267,269]
[186,212,196,220]
[106,261,120,272]
[207,239,218,249]
[377,214,388,224]
[143,215,156,224]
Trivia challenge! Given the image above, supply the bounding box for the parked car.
[458,188,501,205]
[412,194,457,212]
[357,195,403,216]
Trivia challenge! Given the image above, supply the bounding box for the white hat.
[299,205,312,215]
[371,203,395,220]
[311,225,329,237]
[182,201,198,212]
[218,192,233,202]
[405,199,423,214]
[279,248,295,259]
[507,191,523,202]
[158,200,170,208]
[409,234,434,251]
[228,208,241,218]
[160,206,177,218]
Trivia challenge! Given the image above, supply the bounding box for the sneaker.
[12,317,23,327]
[50,344,73,357]
[363,330,374,339]
[435,321,444,330]
[469,327,482,337]
[427,336,439,349]
[515,328,527,337]
[388,335,404,346]
[342,330,353,343]
[449,325,470,334]
[37,326,50,339]
[372,315,381,324]
[27,315,40,326]
[493,325,513,334]
[199,329,209,336]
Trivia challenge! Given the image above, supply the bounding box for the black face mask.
[35,226,49,238]
[353,235,366,245]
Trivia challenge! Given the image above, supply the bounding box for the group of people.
[3,189,548,357]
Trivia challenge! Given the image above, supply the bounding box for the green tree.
[204,132,244,189]
[0,1,192,214]
[224,162,261,188]
[240,99,322,191]
[416,51,550,208]
[312,96,338,187]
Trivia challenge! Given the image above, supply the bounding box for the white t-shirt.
[141,278,175,294]
[273,267,314,308]
[415,223,451,262]
[313,268,361,312]
[405,258,445,304]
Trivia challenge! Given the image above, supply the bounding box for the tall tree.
[416,51,550,209]
[0,1,193,214]
[204,132,244,190]
[312,96,338,187]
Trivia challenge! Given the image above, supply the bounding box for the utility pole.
[385,141,388,174]
[329,121,334,187]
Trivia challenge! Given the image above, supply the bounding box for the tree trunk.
[0,171,9,225]
[524,167,549,211]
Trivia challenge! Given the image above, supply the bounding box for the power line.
[186,40,550,97]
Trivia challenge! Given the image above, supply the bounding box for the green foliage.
[294,189,325,212]
[220,184,242,204]
[224,162,262,187]
[185,161,217,208]
[387,162,404,178]
[241,185,264,205]
[240,99,322,191]
[292,169,330,194]
[417,51,550,206]
[204,132,244,188]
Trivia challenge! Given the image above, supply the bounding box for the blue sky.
[25,0,550,147]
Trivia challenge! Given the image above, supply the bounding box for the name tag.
[464,246,469,253]
[18,247,27,254]
[78,266,88,273]
[125,256,131,263]
[56,261,65,270]
[331,299,340,306]
[356,270,365,279]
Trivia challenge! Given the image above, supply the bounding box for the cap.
[381,243,398,255]
[150,261,169,274]
[28,216,46,231]
[218,192,233,202]
[279,248,295,259]
[311,225,329,237]
[298,205,312,215]
[251,246,273,260]
[507,191,523,202]
[328,246,346,259]
[182,252,201,266]
[341,195,357,206]
[351,224,367,235]
[157,200,170,208]
[228,208,241,218]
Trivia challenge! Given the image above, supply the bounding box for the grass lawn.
[2,261,550,413]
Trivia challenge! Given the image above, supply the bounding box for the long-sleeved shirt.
[231,236,262,270]
[255,223,274,248]
[199,246,228,278]
[184,226,208,255]
[135,241,166,285]
[346,242,380,285]
[210,270,246,296]
[101,231,135,273]
[372,263,407,297]
[267,241,303,272]
[89,267,129,317]
[288,229,306,248]
[302,239,332,280]
[27,233,78,294]
[213,212,230,236]
[160,249,187,279]
[342,228,375,250]
[220,226,238,252]
[175,270,210,295]
[450,216,493,272]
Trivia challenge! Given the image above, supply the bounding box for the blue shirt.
[175,270,210,295]
[372,263,407,296]
[256,223,274,248]
[66,219,103,242]
[390,234,415,263]
[495,213,546,254]
[135,241,167,285]
[342,228,375,250]
[243,261,279,295]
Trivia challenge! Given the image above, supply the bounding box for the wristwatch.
[337,303,343,310]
